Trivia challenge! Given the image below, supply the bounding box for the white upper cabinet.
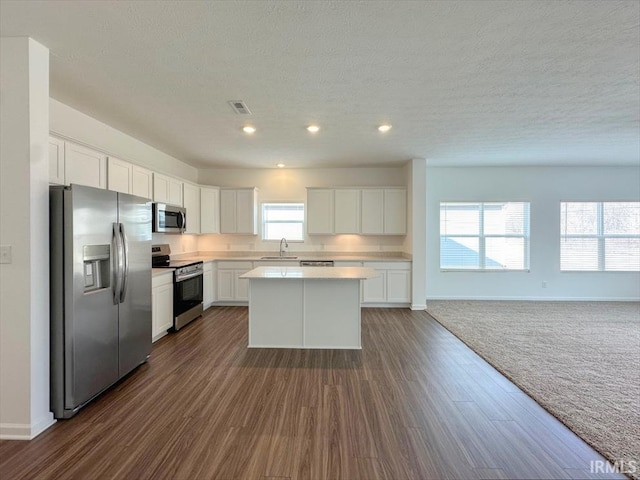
[361,189,384,234]
[131,165,153,199]
[107,156,132,194]
[200,186,220,234]
[49,136,65,185]
[334,189,360,234]
[383,188,407,234]
[307,189,334,234]
[153,173,183,207]
[64,141,107,189]
[361,188,406,235]
[220,188,258,234]
[307,187,407,235]
[183,183,201,234]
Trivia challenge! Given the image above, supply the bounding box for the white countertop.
[152,268,174,277]
[240,266,378,280]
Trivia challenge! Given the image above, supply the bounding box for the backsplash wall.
[197,233,406,253]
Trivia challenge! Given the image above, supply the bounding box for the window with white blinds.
[261,203,305,241]
[440,202,530,271]
[560,202,640,271]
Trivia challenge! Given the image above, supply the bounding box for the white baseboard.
[411,304,427,310]
[426,296,640,302]
[362,303,411,309]
[0,413,55,440]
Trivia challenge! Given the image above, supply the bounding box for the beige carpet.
[426,300,640,478]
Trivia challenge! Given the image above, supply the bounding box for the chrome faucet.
[279,238,288,257]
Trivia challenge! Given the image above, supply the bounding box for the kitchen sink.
[259,256,298,260]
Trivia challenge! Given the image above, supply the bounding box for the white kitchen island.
[240,266,377,349]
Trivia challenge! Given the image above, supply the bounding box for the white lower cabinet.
[386,269,411,303]
[215,261,253,304]
[152,272,174,342]
[203,261,215,309]
[362,261,412,306]
[363,270,387,303]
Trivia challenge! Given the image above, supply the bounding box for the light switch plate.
[0,245,12,264]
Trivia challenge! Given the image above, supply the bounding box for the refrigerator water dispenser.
[82,244,110,293]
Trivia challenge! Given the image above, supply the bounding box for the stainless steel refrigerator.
[50,184,152,419]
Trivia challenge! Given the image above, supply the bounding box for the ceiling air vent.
[228,100,251,115]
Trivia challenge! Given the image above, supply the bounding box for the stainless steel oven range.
[152,244,203,330]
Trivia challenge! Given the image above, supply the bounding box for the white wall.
[50,99,198,183]
[426,166,640,301]
[0,37,55,439]
[197,167,409,253]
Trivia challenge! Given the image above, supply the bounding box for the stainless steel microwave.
[152,203,186,234]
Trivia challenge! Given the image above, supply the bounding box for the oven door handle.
[175,271,203,282]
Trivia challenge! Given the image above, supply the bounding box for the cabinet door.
[65,142,107,189]
[220,190,236,233]
[183,183,201,234]
[361,189,384,234]
[234,270,249,301]
[201,187,220,234]
[168,178,183,207]
[49,136,66,185]
[384,189,407,234]
[363,270,386,303]
[132,165,153,199]
[152,283,174,341]
[153,173,170,203]
[236,189,257,234]
[387,270,411,303]
[203,269,214,308]
[107,156,132,194]
[217,269,234,301]
[334,189,361,234]
[307,189,333,234]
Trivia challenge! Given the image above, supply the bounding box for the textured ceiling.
[1,0,639,168]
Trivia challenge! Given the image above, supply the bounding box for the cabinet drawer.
[152,271,173,287]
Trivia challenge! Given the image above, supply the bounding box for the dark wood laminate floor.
[0,307,627,480]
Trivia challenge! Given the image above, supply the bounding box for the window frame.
[439,201,531,272]
[560,201,640,272]
[260,202,305,242]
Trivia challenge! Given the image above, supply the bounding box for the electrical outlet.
[542,280,548,288]
[0,245,12,264]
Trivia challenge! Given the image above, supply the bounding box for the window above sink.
[261,203,304,241]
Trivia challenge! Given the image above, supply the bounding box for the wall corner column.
[0,36,55,439]
[410,158,427,310]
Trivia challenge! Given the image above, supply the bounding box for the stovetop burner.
[151,244,202,269]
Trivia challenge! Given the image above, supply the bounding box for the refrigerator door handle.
[119,222,130,303]
[112,223,123,305]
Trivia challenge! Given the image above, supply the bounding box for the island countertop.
[240,266,378,280]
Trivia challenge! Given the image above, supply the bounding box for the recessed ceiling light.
[242,125,256,134]
[307,125,320,133]
[378,124,392,132]
[277,162,285,168]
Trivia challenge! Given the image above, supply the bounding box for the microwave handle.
[179,211,186,234]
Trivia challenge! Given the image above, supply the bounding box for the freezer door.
[66,185,120,410]
[117,192,152,376]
